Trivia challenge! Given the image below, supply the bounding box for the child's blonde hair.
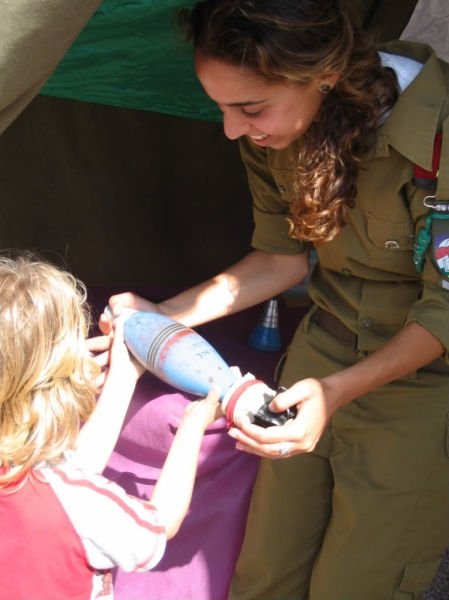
[0,253,100,486]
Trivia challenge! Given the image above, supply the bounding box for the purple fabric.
[105,378,259,600]
[91,288,305,600]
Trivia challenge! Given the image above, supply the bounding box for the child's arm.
[75,318,143,474]
[150,388,222,539]
[45,390,220,575]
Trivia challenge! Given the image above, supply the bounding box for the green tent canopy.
[40,0,421,122]
[41,0,221,121]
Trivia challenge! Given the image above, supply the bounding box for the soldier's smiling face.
[195,53,330,150]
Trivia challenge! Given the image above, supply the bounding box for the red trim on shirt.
[52,466,165,535]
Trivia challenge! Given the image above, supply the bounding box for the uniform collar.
[369,41,448,170]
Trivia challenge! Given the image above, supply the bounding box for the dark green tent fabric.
[41,0,220,121]
[40,0,417,122]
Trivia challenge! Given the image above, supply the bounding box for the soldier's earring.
[319,83,332,94]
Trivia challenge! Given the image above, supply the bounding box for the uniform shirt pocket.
[366,212,416,274]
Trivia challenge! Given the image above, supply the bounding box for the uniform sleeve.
[45,465,167,573]
[0,0,102,136]
[239,136,308,254]
[405,181,449,362]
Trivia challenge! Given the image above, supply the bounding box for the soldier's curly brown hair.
[179,0,399,244]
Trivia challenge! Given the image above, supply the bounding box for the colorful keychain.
[413,199,449,274]
[412,132,449,277]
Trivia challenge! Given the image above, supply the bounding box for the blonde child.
[0,253,220,600]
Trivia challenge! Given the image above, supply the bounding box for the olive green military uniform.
[0,0,102,136]
[229,41,449,600]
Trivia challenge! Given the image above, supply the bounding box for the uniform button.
[278,185,286,193]
[384,240,400,249]
[341,268,352,276]
[362,317,372,328]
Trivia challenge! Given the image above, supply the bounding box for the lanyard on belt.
[413,124,449,278]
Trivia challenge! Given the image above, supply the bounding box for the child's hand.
[86,333,112,390]
[108,317,145,383]
[183,387,223,430]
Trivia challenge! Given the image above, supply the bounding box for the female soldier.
[103,1,449,597]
